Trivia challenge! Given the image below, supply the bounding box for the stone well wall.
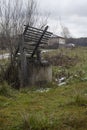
[27,61,52,86]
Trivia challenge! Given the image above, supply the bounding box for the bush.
[0,82,13,97]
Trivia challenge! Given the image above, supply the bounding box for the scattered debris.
[58,77,66,86]
[58,82,66,86]
[55,77,66,86]
[58,77,66,83]
[36,88,51,93]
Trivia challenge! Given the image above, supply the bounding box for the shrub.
[0,82,13,97]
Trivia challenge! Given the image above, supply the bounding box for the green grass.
[44,47,87,83]
[0,49,9,54]
[1,47,87,129]
[0,82,87,130]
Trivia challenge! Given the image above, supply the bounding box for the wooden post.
[20,35,27,87]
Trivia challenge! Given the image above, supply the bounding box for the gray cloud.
[37,0,87,37]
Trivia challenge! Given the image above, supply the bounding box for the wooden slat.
[24,33,49,38]
[25,33,50,40]
[25,42,45,47]
[26,29,52,37]
[24,25,52,37]
[24,43,41,49]
[24,25,52,35]
[24,36,48,43]
[24,42,37,46]
[24,38,47,44]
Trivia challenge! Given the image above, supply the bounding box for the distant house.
[48,35,65,49]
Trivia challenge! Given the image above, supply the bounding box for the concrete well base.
[27,61,52,86]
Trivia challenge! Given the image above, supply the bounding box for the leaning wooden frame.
[17,25,53,87]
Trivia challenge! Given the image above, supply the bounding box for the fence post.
[20,35,27,87]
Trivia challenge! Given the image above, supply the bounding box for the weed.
[74,94,87,106]
[0,82,14,97]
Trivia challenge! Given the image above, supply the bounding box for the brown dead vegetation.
[45,54,79,68]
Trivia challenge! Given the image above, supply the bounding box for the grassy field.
[0,82,87,130]
[0,47,87,130]
[44,47,87,83]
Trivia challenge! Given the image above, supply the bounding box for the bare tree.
[0,0,49,62]
[0,0,24,62]
[59,17,71,43]
[61,26,71,40]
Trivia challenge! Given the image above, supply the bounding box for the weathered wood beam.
[31,26,49,58]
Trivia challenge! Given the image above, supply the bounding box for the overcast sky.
[37,0,87,38]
